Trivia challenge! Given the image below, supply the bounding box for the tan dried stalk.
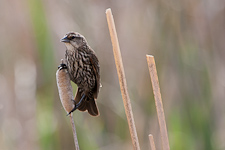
[69,113,80,150]
[146,55,170,150]
[148,134,156,150]
[106,8,141,150]
[56,59,80,150]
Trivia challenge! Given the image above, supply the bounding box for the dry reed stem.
[69,113,80,150]
[146,55,170,150]
[148,134,156,150]
[106,8,140,150]
[56,59,80,150]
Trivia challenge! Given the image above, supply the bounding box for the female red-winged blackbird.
[60,32,100,116]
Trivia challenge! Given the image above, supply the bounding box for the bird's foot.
[58,63,67,70]
[66,100,77,116]
[66,94,85,116]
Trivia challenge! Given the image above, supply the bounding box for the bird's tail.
[86,98,99,116]
[74,90,99,116]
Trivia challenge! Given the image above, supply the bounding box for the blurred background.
[0,0,224,150]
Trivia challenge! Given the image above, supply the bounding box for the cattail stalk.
[148,134,156,150]
[106,8,141,150]
[56,59,80,150]
[146,55,170,150]
[69,113,80,150]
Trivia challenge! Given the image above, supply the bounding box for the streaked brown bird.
[60,32,100,116]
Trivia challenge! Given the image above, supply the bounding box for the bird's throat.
[65,43,76,51]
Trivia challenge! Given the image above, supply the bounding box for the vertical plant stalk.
[69,113,80,150]
[148,134,156,150]
[106,8,140,150]
[56,59,80,150]
[146,55,170,150]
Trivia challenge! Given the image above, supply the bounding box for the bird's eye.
[70,36,76,39]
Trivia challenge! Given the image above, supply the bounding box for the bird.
[60,32,100,116]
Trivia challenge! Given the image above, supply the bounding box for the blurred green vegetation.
[0,0,225,150]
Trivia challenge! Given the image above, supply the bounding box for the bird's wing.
[89,51,100,99]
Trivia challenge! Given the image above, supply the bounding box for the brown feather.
[87,99,99,116]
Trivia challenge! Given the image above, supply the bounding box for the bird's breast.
[66,50,95,91]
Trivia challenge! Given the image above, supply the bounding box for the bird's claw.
[58,63,67,70]
[66,95,85,116]
[66,100,77,116]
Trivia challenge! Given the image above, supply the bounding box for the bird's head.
[61,32,87,49]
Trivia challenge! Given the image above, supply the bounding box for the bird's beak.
[60,36,70,43]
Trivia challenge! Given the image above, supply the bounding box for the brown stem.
[148,134,156,150]
[69,113,80,150]
[146,55,170,150]
[106,8,141,150]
